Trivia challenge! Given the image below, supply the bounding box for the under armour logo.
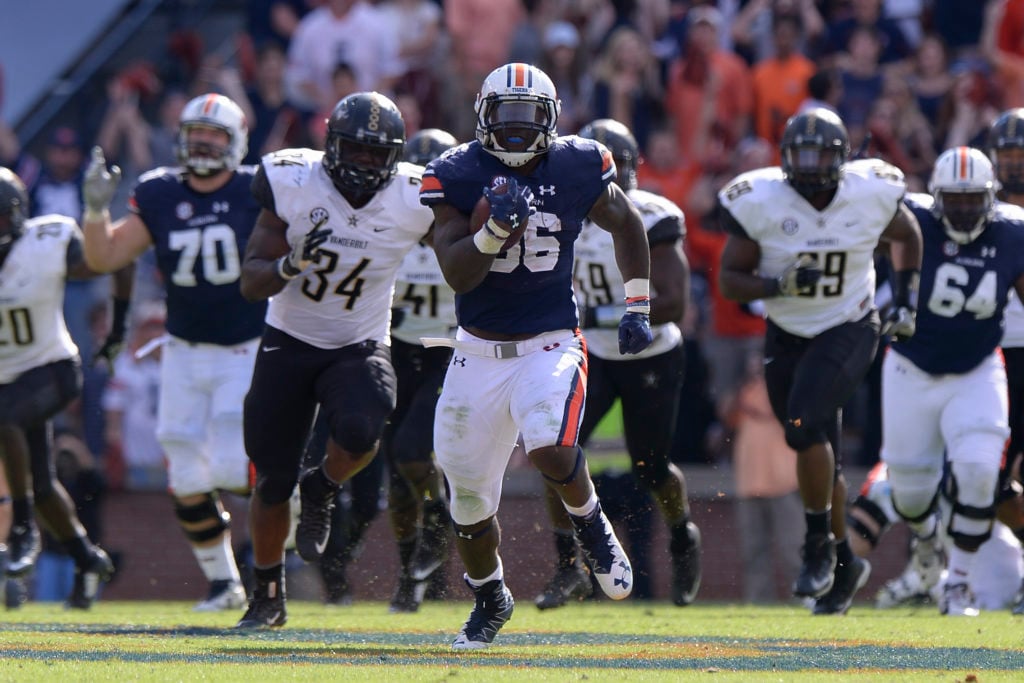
[538,185,556,196]
[452,356,466,367]
[508,212,519,226]
[981,246,997,258]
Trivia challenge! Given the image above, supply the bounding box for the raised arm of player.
[80,146,153,273]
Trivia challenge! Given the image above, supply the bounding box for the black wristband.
[110,298,130,339]
[890,269,920,310]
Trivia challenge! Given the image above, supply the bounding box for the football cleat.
[389,572,427,614]
[193,579,247,612]
[295,468,339,563]
[571,503,633,600]
[534,563,593,610]
[5,523,41,577]
[793,533,836,599]
[5,576,28,610]
[236,578,287,629]
[939,582,979,617]
[670,521,702,606]
[66,547,115,610]
[813,556,871,615]
[452,578,514,650]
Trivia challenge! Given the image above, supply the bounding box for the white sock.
[946,545,976,586]
[465,558,503,587]
[193,532,241,584]
[563,490,598,518]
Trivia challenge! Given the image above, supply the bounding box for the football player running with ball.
[419,63,653,650]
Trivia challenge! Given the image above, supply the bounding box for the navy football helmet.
[989,108,1024,194]
[403,128,458,166]
[0,167,29,258]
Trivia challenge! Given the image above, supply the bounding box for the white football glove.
[82,146,122,215]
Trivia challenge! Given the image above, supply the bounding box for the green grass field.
[2,600,1022,681]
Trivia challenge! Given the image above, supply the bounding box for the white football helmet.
[177,93,248,176]
[929,146,1000,244]
[474,63,561,168]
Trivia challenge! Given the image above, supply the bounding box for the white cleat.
[194,580,247,612]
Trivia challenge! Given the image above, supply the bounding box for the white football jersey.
[574,188,684,360]
[390,242,456,344]
[0,215,79,383]
[720,159,906,337]
[262,150,434,349]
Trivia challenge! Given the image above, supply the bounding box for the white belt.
[421,330,574,359]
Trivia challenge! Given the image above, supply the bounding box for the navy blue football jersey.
[419,138,615,335]
[128,166,266,344]
[894,194,1024,374]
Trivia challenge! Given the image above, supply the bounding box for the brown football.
[469,179,527,252]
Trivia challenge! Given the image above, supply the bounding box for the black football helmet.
[403,128,458,166]
[990,108,1024,194]
[578,119,640,190]
[0,167,29,258]
[323,92,406,195]
[780,107,850,196]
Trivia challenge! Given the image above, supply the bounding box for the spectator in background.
[636,125,703,211]
[442,0,524,140]
[868,74,935,187]
[240,42,306,165]
[821,0,912,65]
[148,90,190,168]
[247,0,317,49]
[102,304,168,492]
[932,0,989,59]
[983,0,1024,109]
[726,351,802,603]
[307,62,359,147]
[380,0,443,129]
[751,13,816,153]
[684,138,771,447]
[284,0,402,112]
[936,62,1001,150]
[836,25,886,148]
[665,6,753,168]
[592,26,666,154]
[907,34,955,130]
[797,67,843,115]
[538,21,591,135]
[731,0,825,65]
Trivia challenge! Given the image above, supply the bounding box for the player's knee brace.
[255,471,298,506]
[540,447,584,486]
[174,493,230,544]
[847,494,894,549]
[783,417,828,452]
[333,413,383,455]
[946,461,998,551]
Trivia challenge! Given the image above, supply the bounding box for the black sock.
[12,498,32,528]
[805,510,831,537]
[64,535,93,567]
[670,518,694,550]
[254,564,284,597]
[835,537,853,567]
[397,538,416,571]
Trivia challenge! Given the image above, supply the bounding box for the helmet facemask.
[178,124,235,177]
[934,189,994,244]
[474,64,561,168]
[782,144,844,196]
[323,135,403,195]
[176,94,248,177]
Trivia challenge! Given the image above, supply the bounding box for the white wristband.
[623,278,650,300]
[472,226,506,254]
